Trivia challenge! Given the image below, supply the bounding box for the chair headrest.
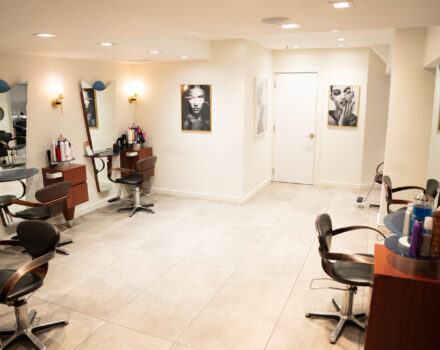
[16,221,59,258]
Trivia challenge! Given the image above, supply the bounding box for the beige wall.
[428,66,440,186]
[273,48,377,188]
[243,41,273,196]
[380,28,436,220]
[361,50,390,184]
[424,26,440,68]
[0,52,136,235]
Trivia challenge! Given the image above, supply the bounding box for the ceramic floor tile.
[178,270,294,350]
[171,344,199,350]
[265,280,363,350]
[112,259,233,341]
[75,323,172,350]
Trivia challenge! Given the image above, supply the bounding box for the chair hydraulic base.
[0,299,68,350]
[117,187,154,217]
[305,286,366,344]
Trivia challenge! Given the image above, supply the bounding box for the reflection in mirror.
[428,65,440,206]
[0,81,27,169]
[80,81,115,192]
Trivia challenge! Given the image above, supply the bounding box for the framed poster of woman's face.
[181,84,211,132]
[328,85,360,128]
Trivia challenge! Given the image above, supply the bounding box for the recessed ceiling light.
[261,17,290,25]
[293,45,299,49]
[280,23,302,29]
[337,44,345,48]
[337,38,345,41]
[332,29,339,33]
[329,1,354,9]
[148,50,161,54]
[98,42,115,47]
[179,55,190,59]
[33,33,57,38]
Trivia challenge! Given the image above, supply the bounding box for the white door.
[274,73,317,184]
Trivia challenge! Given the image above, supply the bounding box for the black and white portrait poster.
[328,85,360,127]
[255,77,268,136]
[82,88,98,128]
[181,84,211,132]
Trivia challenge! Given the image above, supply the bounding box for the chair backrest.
[0,132,12,156]
[383,175,393,212]
[135,156,157,182]
[16,220,59,259]
[35,180,71,216]
[315,213,334,275]
[425,179,439,200]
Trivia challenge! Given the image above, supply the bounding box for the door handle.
[305,133,315,139]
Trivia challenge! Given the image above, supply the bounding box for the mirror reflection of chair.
[383,176,439,214]
[108,156,157,217]
[357,162,383,208]
[0,180,26,227]
[305,213,386,344]
[0,131,25,168]
[3,181,73,255]
[0,220,68,350]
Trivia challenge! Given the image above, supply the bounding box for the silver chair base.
[305,287,366,344]
[0,300,68,350]
[117,187,154,217]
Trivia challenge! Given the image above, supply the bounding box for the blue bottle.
[411,193,433,237]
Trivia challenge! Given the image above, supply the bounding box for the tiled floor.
[0,183,383,350]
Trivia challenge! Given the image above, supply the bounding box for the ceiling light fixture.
[337,44,345,48]
[337,38,345,41]
[293,45,299,49]
[332,29,339,33]
[33,33,57,38]
[329,1,354,9]
[179,55,190,59]
[280,23,302,29]
[148,50,161,54]
[98,42,115,47]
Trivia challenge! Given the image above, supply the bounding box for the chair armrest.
[332,225,387,239]
[0,250,55,303]
[9,136,26,141]
[0,240,22,247]
[5,199,46,208]
[375,162,384,174]
[392,185,424,193]
[319,250,374,265]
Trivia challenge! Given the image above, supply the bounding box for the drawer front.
[62,166,87,186]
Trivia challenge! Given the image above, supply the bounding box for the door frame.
[272,70,321,185]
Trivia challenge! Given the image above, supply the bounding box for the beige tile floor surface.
[0,183,383,350]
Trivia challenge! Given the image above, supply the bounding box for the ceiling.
[0,0,439,62]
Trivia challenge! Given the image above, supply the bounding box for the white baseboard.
[316,180,375,190]
[152,177,272,204]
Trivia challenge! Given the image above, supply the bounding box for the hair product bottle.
[430,208,440,257]
[410,219,424,257]
[421,216,433,257]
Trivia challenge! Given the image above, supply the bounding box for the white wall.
[361,50,390,184]
[243,41,273,197]
[428,65,440,182]
[273,48,371,188]
[0,92,12,133]
[380,28,436,220]
[134,40,251,201]
[424,26,440,68]
[0,52,136,235]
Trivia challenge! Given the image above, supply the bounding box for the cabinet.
[365,244,440,350]
[120,147,153,176]
[42,163,89,225]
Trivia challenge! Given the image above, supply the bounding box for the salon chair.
[0,220,68,350]
[305,213,386,344]
[0,180,26,227]
[108,156,157,217]
[383,176,439,214]
[3,181,73,255]
[0,131,25,168]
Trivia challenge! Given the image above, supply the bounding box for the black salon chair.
[3,181,73,255]
[0,220,68,349]
[383,176,439,214]
[0,180,26,227]
[357,162,383,208]
[305,213,386,344]
[108,156,157,217]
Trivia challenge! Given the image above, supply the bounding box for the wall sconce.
[128,93,138,104]
[51,94,64,112]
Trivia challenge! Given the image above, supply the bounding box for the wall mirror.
[80,80,115,192]
[0,80,27,170]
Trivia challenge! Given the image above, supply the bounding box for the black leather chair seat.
[0,195,16,206]
[0,269,43,301]
[15,207,50,220]
[332,254,373,286]
[116,173,143,185]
